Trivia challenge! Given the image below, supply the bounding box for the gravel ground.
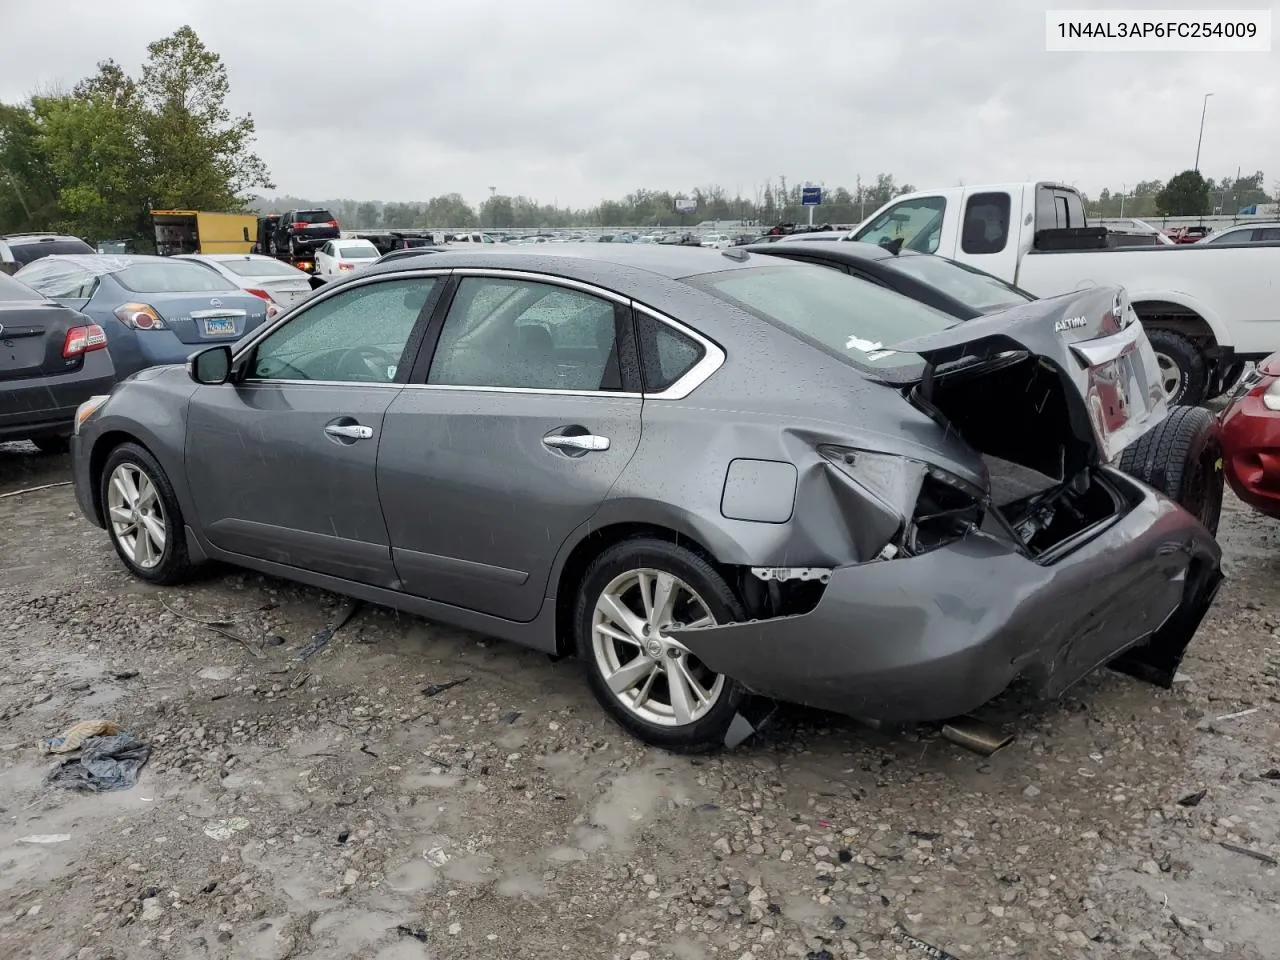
[1,440,1279,960]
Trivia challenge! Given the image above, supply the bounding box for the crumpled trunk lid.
[890,285,1167,478]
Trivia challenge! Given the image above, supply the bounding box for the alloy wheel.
[1155,351,1183,400]
[106,462,167,569]
[591,568,724,727]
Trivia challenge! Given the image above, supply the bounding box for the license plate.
[203,318,237,336]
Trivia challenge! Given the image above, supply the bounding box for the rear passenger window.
[961,192,1011,254]
[1257,228,1280,242]
[636,312,705,393]
[427,277,627,391]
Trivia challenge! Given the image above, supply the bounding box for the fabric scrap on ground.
[40,720,121,754]
[43,734,151,792]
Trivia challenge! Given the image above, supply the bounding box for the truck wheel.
[1118,405,1223,535]
[1146,330,1207,406]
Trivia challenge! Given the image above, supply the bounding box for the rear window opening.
[295,211,335,224]
[10,239,95,264]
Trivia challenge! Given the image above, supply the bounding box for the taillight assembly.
[339,263,355,271]
[244,288,273,301]
[291,221,309,230]
[113,303,166,330]
[62,323,108,358]
[326,219,339,228]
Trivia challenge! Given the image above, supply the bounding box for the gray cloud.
[3,0,1276,205]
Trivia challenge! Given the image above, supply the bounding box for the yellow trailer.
[151,210,257,256]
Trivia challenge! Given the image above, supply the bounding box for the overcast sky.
[2,1,1276,206]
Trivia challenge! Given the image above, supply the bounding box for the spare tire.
[1145,329,1207,406]
[1118,405,1223,535]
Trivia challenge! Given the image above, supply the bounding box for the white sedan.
[176,254,314,309]
[315,239,380,276]
[701,234,731,249]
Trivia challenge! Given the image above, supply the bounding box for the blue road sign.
[802,186,822,206]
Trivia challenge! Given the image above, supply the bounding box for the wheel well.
[553,522,724,656]
[1134,301,1217,351]
[87,430,146,523]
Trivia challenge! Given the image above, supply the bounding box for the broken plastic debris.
[396,924,430,942]
[203,817,250,841]
[44,734,151,792]
[1215,707,1259,722]
[421,678,469,698]
[40,719,120,754]
[17,834,71,844]
[1219,841,1278,867]
[1177,789,1208,807]
[294,600,361,661]
[895,925,962,959]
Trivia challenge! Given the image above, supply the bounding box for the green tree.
[137,25,273,210]
[423,193,476,227]
[1155,170,1211,216]
[0,103,60,231]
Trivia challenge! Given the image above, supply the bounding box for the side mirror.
[189,345,233,385]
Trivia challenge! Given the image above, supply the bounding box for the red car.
[1219,352,1280,519]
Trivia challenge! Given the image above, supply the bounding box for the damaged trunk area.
[909,352,1130,561]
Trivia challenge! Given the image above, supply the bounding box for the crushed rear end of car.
[672,286,1223,722]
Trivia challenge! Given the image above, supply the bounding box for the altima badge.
[1054,315,1088,333]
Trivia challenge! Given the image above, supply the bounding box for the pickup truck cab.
[847,182,1280,404]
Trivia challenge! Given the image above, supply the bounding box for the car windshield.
[220,258,306,278]
[883,255,1033,314]
[338,245,378,259]
[116,261,239,293]
[689,264,958,373]
[296,210,334,224]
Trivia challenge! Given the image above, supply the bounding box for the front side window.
[251,277,438,383]
[853,196,946,254]
[427,277,624,391]
[689,263,956,373]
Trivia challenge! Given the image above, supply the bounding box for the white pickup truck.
[846,181,1280,405]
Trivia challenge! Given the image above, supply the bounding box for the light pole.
[1193,93,1214,172]
[487,186,496,230]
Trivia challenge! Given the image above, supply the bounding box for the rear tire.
[99,442,195,585]
[574,538,749,752]
[30,435,70,455]
[1118,405,1223,535]
[1146,329,1207,406]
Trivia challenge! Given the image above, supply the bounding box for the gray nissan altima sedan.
[70,245,1222,750]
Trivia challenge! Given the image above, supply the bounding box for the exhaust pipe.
[941,716,1014,756]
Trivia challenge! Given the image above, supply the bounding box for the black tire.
[99,442,195,585]
[30,435,70,455]
[574,538,748,752]
[1118,405,1223,535]
[1146,329,1208,406]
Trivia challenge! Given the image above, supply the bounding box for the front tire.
[574,538,748,751]
[1118,405,1223,535]
[99,442,194,585]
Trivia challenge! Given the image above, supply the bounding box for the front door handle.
[543,434,610,452]
[324,423,373,440]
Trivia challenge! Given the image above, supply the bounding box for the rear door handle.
[543,434,609,452]
[324,423,373,440]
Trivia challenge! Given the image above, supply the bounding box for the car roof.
[362,244,763,283]
[1,233,87,243]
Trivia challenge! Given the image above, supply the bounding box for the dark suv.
[0,234,95,275]
[272,209,340,256]
[0,270,116,452]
